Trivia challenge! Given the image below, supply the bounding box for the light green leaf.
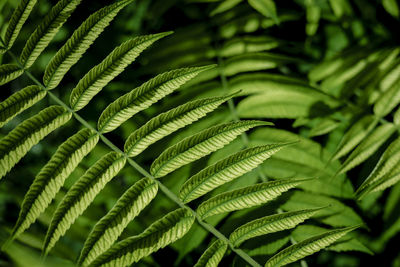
[20,0,81,68]
[124,94,235,157]
[11,128,99,239]
[0,85,46,128]
[43,0,134,89]
[90,208,195,267]
[332,115,377,161]
[383,0,399,18]
[0,105,71,180]
[265,226,359,267]
[3,0,37,50]
[78,178,158,266]
[43,152,126,255]
[248,0,279,24]
[69,32,171,111]
[339,123,395,174]
[194,240,228,267]
[210,0,242,16]
[0,64,24,85]
[197,179,307,219]
[374,78,400,117]
[151,120,271,178]
[229,207,324,247]
[356,136,400,199]
[98,65,214,133]
[180,143,288,203]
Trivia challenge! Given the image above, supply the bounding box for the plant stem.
[5,48,262,267]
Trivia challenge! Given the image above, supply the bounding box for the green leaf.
[229,207,324,247]
[3,0,38,50]
[339,123,395,174]
[356,136,400,199]
[0,64,24,85]
[281,191,363,227]
[265,226,359,267]
[197,179,307,219]
[90,208,195,267]
[332,115,377,161]
[180,143,288,203]
[78,178,158,266]
[210,0,242,16]
[0,105,71,180]
[124,94,235,157]
[0,85,46,128]
[151,120,271,178]
[194,240,228,267]
[98,65,214,133]
[383,0,399,18]
[70,32,171,111]
[11,128,99,239]
[19,0,81,68]
[43,0,134,90]
[374,78,400,117]
[43,152,126,255]
[248,0,279,24]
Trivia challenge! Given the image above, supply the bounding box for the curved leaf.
[70,32,171,111]
[0,64,24,85]
[356,136,400,199]
[151,120,271,178]
[339,123,395,174]
[0,105,71,180]
[11,128,99,239]
[0,85,46,128]
[3,0,37,50]
[20,0,81,68]
[229,207,324,247]
[78,177,158,266]
[43,152,126,255]
[180,143,288,203]
[90,208,195,267]
[194,240,228,267]
[98,65,214,133]
[265,226,359,267]
[197,179,307,219]
[124,94,235,157]
[43,0,133,89]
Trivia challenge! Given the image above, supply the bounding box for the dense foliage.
[0,0,399,266]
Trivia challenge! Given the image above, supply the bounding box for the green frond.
[332,115,377,161]
[265,226,360,267]
[89,208,195,267]
[19,0,82,68]
[124,94,235,157]
[197,179,308,219]
[356,137,400,199]
[229,207,324,247]
[11,128,99,239]
[43,152,126,255]
[78,177,158,266]
[0,85,46,128]
[374,78,400,117]
[151,120,271,178]
[194,240,228,267]
[3,0,37,50]
[179,143,288,203]
[0,64,24,85]
[43,0,134,90]
[0,105,71,180]
[339,123,395,174]
[69,32,171,111]
[97,65,215,133]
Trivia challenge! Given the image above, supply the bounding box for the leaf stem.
[4,46,261,267]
